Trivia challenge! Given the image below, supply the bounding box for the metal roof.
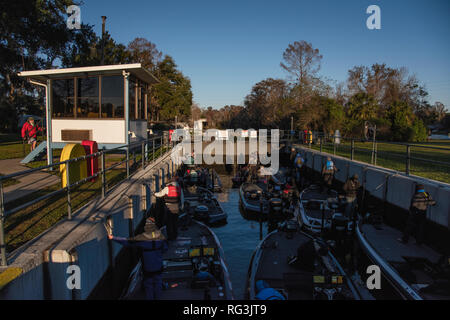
[18,63,159,85]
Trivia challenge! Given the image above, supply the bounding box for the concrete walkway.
[1,158,60,204]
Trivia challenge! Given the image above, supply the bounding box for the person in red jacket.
[21,117,43,152]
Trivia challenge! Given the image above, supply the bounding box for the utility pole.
[101,16,107,65]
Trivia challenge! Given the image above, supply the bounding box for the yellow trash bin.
[60,144,87,188]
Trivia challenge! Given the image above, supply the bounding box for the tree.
[346,64,429,113]
[280,41,325,118]
[296,96,344,134]
[386,101,414,141]
[63,30,132,68]
[346,93,379,122]
[127,38,162,71]
[408,118,428,142]
[280,41,323,85]
[61,24,101,67]
[244,78,291,128]
[153,56,192,121]
[432,102,447,122]
[0,0,77,131]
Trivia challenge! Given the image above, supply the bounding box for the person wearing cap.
[343,174,361,218]
[21,117,43,152]
[321,157,338,194]
[400,184,436,245]
[108,218,168,300]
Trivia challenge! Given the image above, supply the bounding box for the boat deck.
[302,208,334,220]
[360,224,441,264]
[125,219,229,300]
[360,223,450,300]
[254,231,315,299]
[300,188,338,201]
[300,187,339,220]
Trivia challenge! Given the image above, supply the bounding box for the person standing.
[155,180,184,240]
[343,174,361,218]
[109,218,168,300]
[293,152,305,190]
[400,184,436,245]
[21,117,43,152]
[321,157,338,194]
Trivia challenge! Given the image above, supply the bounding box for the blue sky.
[79,0,450,109]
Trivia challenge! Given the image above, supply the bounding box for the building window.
[129,78,136,120]
[77,77,99,118]
[101,76,124,118]
[52,79,75,118]
[137,82,145,120]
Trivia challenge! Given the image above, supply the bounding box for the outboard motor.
[330,213,349,241]
[248,190,260,201]
[194,205,209,222]
[272,185,282,198]
[281,219,299,239]
[268,198,283,233]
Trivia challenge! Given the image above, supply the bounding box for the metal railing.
[304,133,450,181]
[0,133,176,266]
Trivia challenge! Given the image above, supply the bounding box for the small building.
[18,63,159,164]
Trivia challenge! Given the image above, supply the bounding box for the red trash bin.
[82,140,99,181]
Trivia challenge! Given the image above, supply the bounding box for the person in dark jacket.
[343,174,361,218]
[321,157,338,194]
[109,218,168,300]
[155,180,184,240]
[400,184,436,245]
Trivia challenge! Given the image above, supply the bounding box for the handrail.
[0,133,174,266]
[0,137,162,182]
[309,133,450,178]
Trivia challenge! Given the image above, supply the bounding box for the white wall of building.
[52,119,126,144]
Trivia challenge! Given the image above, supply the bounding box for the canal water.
[212,187,267,299]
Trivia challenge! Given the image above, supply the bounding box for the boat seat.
[282,272,314,299]
[283,272,314,291]
[191,278,215,289]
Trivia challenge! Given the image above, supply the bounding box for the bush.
[407,118,428,142]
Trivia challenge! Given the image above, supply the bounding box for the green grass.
[310,140,450,183]
[3,145,169,252]
[0,174,20,187]
[0,136,46,160]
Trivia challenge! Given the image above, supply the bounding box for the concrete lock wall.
[0,150,180,300]
[297,146,450,230]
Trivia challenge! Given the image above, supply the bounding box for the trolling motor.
[268,198,283,233]
[327,198,349,239]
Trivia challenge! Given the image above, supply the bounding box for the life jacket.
[295,155,304,168]
[326,160,334,171]
[167,184,180,198]
[307,131,313,143]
